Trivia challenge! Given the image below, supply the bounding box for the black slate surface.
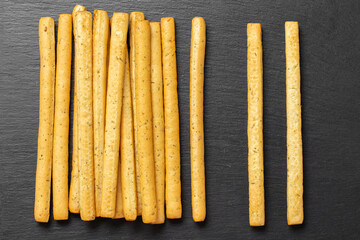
[1,0,360,239]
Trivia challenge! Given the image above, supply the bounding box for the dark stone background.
[1,0,359,239]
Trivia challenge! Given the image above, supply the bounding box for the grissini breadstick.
[69,4,86,214]
[190,17,206,222]
[121,49,138,221]
[52,14,72,221]
[247,23,265,227]
[150,22,165,224]
[34,17,55,223]
[129,12,145,216]
[285,21,304,226]
[75,11,95,221]
[113,159,124,219]
[113,50,129,220]
[93,9,109,217]
[161,17,182,219]
[135,20,157,224]
[101,13,129,218]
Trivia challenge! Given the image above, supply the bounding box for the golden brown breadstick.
[161,17,182,219]
[34,17,55,223]
[101,13,129,218]
[69,4,86,214]
[247,23,265,227]
[285,21,303,226]
[190,17,206,222]
[113,50,133,221]
[129,12,145,216]
[135,20,157,224]
[92,9,109,217]
[75,11,95,221]
[113,159,124,219]
[52,14,72,221]
[121,49,138,221]
[150,22,165,224]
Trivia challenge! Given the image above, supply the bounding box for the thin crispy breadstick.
[93,9,109,217]
[247,23,265,227]
[285,21,304,226]
[69,4,87,214]
[101,13,129,218]
[129,12,145,216]
[75,11,95,221]
[121,49,138,221]
[52,14,72,221]
[113,159,124,219]
[113,52,134,221]
[161,17,182,219]
[150,22,165,224]
[34,17,55,223]
[135,20,157,224]
[190,17,206,222]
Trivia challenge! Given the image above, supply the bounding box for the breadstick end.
[250,222,265,227]
[39,17,54,27]
[130,12,145,19]
[72,4,87,15]
[161,17,175,24]
[59,13,72,18]
[192,17,205,25]
[288,217,304,225]
[285,21,299,27]
[193,215,206,222]
[111,12,129,22]
[34,213,49,223]
[247,23,262,33]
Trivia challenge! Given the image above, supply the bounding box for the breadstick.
[69,4,86,214]
[121,49,138,221]
[52,14,72,221]
[113,34,126,222]
[92,9,109,217]
[135,20,157,224]
[161,17,182,219]
[113,159,124,219]
[34,17,55,223]
[101,13,129,218]
[190,17,206,222]
[129,12,145,216]
[75,11,95,221]
[247,23,265,227]
[285,21,304,225]
[149,22,165,224]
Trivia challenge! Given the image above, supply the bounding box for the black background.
[1,0,360,239]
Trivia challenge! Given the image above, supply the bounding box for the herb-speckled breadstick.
[135,20,158,224]
[52,14,72,221]
[285,21,304,226]
[150,22,165,224]
[129,12,145,216]
[161,17,182,219]
[121,49,138,221]
[92,9,109,217]
[75,11,95,221]
[69,4,87,214]
[35,17,55,223]
[113,159,124,219]
[190,17,206,222]
[101,13,129,218]
[247,23,265,227]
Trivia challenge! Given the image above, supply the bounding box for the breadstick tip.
[192,17,205,24]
